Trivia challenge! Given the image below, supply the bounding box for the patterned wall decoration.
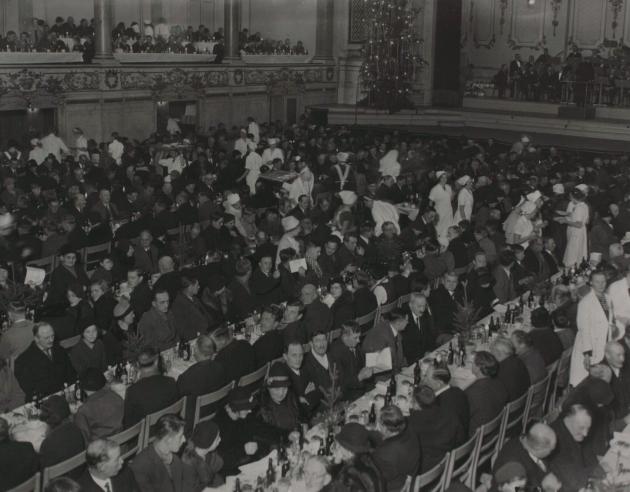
[120,68,229,91]
[243,67,326,85]
[348,0,370,44]
[0,68,99,97]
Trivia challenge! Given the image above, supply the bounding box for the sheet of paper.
[289,258,307,273]
[24,266,46,286]
[365,347,393,373]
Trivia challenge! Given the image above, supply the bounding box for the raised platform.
[322,100,630,146]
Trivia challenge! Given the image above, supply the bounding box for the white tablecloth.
[0,52,83,64]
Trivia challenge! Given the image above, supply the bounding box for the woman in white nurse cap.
[512,200,538,249]
[429,170,454,241]
[453,175,474,224]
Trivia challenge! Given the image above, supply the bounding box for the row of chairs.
[8,362,272,492]
[404,347,573,492]
[26,242,112,277]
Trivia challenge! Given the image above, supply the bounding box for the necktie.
[535,457,546,472]
[105,483,112,492]
[46,349,53,360]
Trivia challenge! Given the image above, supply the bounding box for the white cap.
[552,184,565,194]
[457,175,471,186]
[226,193,240,205]
[575,184,589,194]
[337,152,349,163]
[526,190,542,203]
[281,216,300,232]
[521,201,537,214]
[436,171,446,179]
[268,138,278,145]
[339,190,358,206]
[521,135,530,143]
[30,138,41,146]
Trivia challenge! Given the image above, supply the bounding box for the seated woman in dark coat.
[55,282,94,341]
[182,420,225,490]
[69,321,108,375]
[258,362,302,434]
[329,277,355,330]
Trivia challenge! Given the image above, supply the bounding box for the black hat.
[266,362,291,388]
[79,368,106,392]
[227,387,257,411]
[58,244,76,256]
[40,395,70,426]
[335,423,373,454]
[191,420,220,449]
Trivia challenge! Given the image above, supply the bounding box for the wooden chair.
[376,300,398,323]
[397,293,411,307]
[549,348,572,411]
[26,255,56,276]
[472,409,505,486]
[42,451,86,486]
[444,430,479,489]
[356,309,377,332]
[498,392,528,449]
[110,419,146,461]
[194,381,235,425]
[143,397,187,447]
[543,360,559,413]
[523,372,553,427]
[8,472,40,492]
[238,363,270,395]
[412,453,449,492]
[59,334,81,350]
[82,242,112,273]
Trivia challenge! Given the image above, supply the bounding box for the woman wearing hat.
[182,420,225,489]
[69,321,107,375]
[429,171,453,243]
[557,188,589,267]
[453,175,474,225]
[329,277,355,330]
[258,362,302,433]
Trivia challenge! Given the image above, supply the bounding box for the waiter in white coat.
[569,270,616,386]
[609,265,630,334]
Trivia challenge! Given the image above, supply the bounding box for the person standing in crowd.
[558,188,589,267]
[429,171,453,243]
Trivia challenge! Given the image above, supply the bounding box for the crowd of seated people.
[3,113,630,490]
[239,28,308,55]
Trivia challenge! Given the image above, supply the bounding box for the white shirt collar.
[390,324,399,339]
[434,384,450,397]
[89,473,112,491]
[311,349,329,370]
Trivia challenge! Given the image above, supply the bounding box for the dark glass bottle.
[368,403,377,424]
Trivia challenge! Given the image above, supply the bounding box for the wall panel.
[570,0,607,48]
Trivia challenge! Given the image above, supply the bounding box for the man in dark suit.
[283,341,321,414]
[328,321,373,400]
[542,237,561,276]
[428,272,464,336]
[549,404,599,492]
[123,348,179,428]
[493,422,557,491]
[351,271,378,319]
[211,325,257,384]
[253,306,284,368]
[529,307,564,366]
[523,237,551,283]
[604,341,630,418]
[14,322,76,401]
[170,274,211,341]
[411,208,438,244]
[300,283,333,338]
[372,405,421,491]
[428,367,470,436]
[249,254,282,307]
[78,438,139,492]
[490,338,531,401]
[46,245,90,306]
[362,308,408,374]
[465,351,509,436]
[492,249,517,304]
[0,417,40,491]
[133,230,160,274]
[302,330,333,393]
[408,386,465,472]
[401,292,435,363]
[177,335,226,429]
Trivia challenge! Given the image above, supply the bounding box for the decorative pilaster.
[94,0,113,61]
[314,0,334,61]
[224,0,242,60]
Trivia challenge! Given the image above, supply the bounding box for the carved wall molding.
[569,0,608,49]
[0,68,100,97]
[508,0,546,49]
[473,0,497,49]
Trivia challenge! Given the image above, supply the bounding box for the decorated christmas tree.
[359,0,424,111]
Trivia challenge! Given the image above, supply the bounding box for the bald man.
[604,341,630,418]
[550,404,600,492]
[493,422,558,491]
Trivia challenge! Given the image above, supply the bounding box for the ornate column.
[224,0,242,60]
[314,0,334,61]
[94,0,113,60]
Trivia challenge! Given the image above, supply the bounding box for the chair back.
[444,430,479,489]
[59,334,82,350]
[27,255,55,275]
[8,472,40,492]
[376,300,398,322]
[238,363,270,394]
[549,348,572,410]
[472,409,505,486]
[82,242,112,273]
[355,309,377,332]
[143,397,187,447]
[397,293,411,307]
[110,419,146,461]
[498,392,528,449]
[524,372,552,427]
[413,453,449,492]
[42,451,86,486]
[194,381,235,425]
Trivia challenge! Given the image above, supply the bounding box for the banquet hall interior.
[2,0,630,491]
